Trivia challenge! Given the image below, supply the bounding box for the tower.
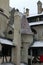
[0,0,9,15]
[12,10,21,65]
[37,0,42,14]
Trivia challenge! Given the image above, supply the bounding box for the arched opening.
[8,30,13,34]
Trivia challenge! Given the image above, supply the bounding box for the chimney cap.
[26,8,29,11]
[37,0,42,5]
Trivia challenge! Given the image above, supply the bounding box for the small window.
[8,30,13,34]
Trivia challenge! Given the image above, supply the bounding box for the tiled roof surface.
[21,15,33,34]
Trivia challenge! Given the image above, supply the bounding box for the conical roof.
[21,15,33,35]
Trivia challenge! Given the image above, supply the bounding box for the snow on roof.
[31,41,43,47]
[0,38,13,46]
[29,21,43,26]
[27,13,43,18]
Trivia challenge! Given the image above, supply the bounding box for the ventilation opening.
[8,30,13,34]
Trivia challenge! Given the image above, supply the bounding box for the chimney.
[25,8,29,16]
[37,1,42,14]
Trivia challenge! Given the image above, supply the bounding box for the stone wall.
[0,0,9,16]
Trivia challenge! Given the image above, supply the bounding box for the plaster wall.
[22,34,33,43]
[0,14,8,37]
[0,0,9,16]
[12,11,21,65]
[32,25,43,40]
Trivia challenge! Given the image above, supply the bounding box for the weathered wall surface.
[0,14,8,37]
[32,25,43,41]
[12,11,21,65]
[0,0,9,15]
[22,34,33,43]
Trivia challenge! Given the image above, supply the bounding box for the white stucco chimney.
[25,8,29,16]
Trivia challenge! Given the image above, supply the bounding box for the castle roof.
[27,13,43,18]
[31,41,43,47]
[21,15,33,34]
[29,21,43,26]
[0,37,14,46]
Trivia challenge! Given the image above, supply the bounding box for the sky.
[10,0,43,15]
